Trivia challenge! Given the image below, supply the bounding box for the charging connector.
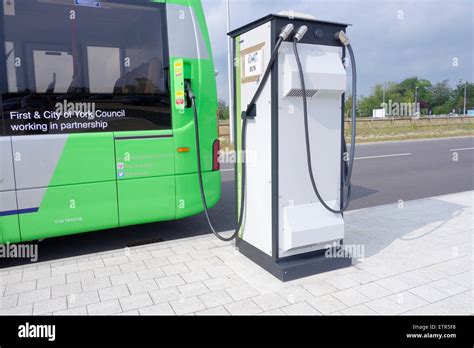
[335,31,350,46]
[279,23,295,40]
[294,25,308,42]
[184,80,194,99]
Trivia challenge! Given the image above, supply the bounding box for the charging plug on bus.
[184,80,194,108]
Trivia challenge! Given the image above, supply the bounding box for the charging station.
[227,14,355,281]
[189,12,357,282]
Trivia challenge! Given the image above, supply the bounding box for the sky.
[201,0,473,102]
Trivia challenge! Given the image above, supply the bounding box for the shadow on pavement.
[347,196,468,263]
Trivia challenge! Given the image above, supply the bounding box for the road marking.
[355,153,412,160]
[220,152,413,172]
[450,147,474,152]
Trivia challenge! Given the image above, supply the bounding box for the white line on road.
[450,147,474,152]
[220,153,413,172]
[355,153,412,160]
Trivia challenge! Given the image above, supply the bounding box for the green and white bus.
[0,0,221,244]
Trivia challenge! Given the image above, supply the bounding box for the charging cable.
[293,27,357,213]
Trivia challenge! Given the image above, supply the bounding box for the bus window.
[33,50,73,93]
[87,46,121,94]
[1,0,171,136]
[5,41,17,93]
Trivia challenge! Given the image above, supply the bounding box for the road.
[1,136,473,266]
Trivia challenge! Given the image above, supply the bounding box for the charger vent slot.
[285,88,318,98]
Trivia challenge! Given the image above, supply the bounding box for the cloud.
[202,0,473,102]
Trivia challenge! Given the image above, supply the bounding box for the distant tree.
[452,81,474,114]
[357,78,433,116]
[357,84,386,116]
[429,80,453,114]
[397,77,419,100]
[392,77,431,114]
[345,94,352,117]
[217,99,229,120]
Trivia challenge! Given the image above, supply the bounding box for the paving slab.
[0,191,472,316]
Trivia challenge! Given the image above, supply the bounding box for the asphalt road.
[347,136,473,209]
[2,136,473,266]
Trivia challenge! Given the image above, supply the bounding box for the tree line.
[346,78,473,117]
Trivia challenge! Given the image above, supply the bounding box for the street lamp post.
[415,86,419,116]
[464,81,467,116]
[382,85,385,105]
[226,0,235,143]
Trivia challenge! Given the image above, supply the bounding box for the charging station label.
[245,51,262,77]
[240,42,265,83]
[173,59,185,112]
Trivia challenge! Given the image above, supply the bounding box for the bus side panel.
[0,137,21,243]
[17,182,118,241]
[50,133,116,186]
[113,131,183,227]
[12,133,118,241]
[114,131,175,179]
[118,176,175,227]
[114,130,176,226]
[0,191,21,244]
[12,133,116,189]
[175,171,220,219]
